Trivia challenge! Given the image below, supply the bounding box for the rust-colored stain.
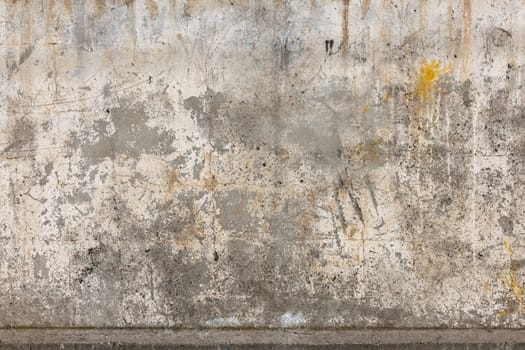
[337,186,348,201]
[503,270,523,305]
[499,241,524,316]
[279,148,290,162]
[416,59,450,100]
[94,0,106,15]
[347,224,358,239]
[361,0,371,18]
[342,0,350,57]
[184,0,250,17]
[146,0,159,19]
[203,174,218,192]
[355,138,383,163]
[63,0,72,14]
[460,0,472,78]
[203,151,217,192]
[167,169,179,189]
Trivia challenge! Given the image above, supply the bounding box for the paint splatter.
[416,59,450,100]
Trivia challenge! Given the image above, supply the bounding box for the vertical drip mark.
[342,0,350,57]
[63,0,73,14]
[125,0,137,60]
[461,0,472,80]
[361,0,371,19]
[445,109,451,193]
[460,0,475,265]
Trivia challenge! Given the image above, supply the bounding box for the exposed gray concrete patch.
[71,98,176,164]
[2,117,35,154]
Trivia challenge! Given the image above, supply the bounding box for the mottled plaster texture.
[1,0,525,329]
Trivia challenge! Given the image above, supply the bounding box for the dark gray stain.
[490,27,512,48]
[183,87,356,169]
[275,37,291,70]
[143,244,212,326]
[65,190,92,205]
[149,190,207,241]
[33,253,49,279]
[183,88,280,151]
[70,98,176,164]
[484,89,511,154]
[7,45,34,80]
[461,79,474,107]
[73,243,120,286]
[499,216,513,234]
[287,126,342,163]
[216,190,259,233]
[2,117,35,154]
[39,162,54,186]
[483,27,512,62]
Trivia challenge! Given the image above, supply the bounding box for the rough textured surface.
[1,0,525,329]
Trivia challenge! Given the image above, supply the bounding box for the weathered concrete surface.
[1,0,525,330]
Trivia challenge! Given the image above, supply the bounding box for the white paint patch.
[280,311,306,328]
[205,316,241,328]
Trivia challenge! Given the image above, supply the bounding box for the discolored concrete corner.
[2,329,525,349]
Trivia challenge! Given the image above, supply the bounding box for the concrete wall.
[1,0,525,329]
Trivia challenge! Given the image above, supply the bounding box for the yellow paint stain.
[503,270,523,305]
[499,240,524,316]
[416,59,450,100]
[503,239,514,255]
[498,308,511,317]
[363,105,369,113]
[498,309,511,316]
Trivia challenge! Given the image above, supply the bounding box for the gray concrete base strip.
[0,329,524,346]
